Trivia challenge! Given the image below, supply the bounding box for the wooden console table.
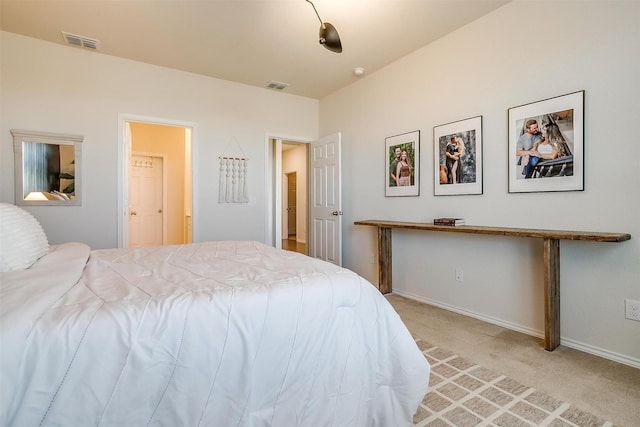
[355,220,631,351]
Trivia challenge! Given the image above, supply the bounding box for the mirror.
[11,129,83,206]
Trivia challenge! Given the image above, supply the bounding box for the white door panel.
[310,133,342,265]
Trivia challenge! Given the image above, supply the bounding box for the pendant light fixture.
[305,0,342,53]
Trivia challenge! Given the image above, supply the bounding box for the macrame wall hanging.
[218,139,248,203]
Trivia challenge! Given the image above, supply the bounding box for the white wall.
[1,31,318,249]
[321,1,640,365]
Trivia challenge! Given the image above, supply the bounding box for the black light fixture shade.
[319,22,342,53]
[305,0,342,53]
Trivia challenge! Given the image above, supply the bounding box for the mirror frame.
[11,129,83,206]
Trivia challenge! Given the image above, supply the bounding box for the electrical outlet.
[455,268,464,282]
[625,299,640,322]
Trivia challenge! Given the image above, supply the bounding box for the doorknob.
[332,211,343,216]
[130,211,137,216]
[158,209,162,213]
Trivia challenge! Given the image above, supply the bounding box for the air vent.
[266,81,289,91]
[62,31,100,50]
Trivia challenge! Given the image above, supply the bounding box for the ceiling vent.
[266,81,289,91]
[62,31,100,50]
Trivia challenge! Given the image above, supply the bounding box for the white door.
[310,133,342,265]
[129,155,163,247]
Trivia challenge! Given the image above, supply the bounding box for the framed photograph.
[508,90,584,193]
[386,130,420,197]
[433,116,483,196]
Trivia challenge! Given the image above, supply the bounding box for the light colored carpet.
[386,294,640,427]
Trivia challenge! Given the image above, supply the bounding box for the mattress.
[0,240,429,426]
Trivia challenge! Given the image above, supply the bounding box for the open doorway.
[118,115,195,248]
[281,142,308,254]
[265,138,308,254]
[283,170,307,255]
[266,134,341,264]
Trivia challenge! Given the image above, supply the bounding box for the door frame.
[117,113,198,248]
[264,133,310,250]
[130,152,168,246]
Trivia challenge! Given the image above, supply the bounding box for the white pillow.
[0,203,49,272]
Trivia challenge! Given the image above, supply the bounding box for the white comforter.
[0,241,429,427]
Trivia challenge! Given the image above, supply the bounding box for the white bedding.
[0,241,429,426]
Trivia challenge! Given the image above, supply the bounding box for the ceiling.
[0,0,510,99]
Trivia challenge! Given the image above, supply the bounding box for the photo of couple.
[508,90,583,193]
[388,143,416,187]
[385,130,420,197]
[515,111,574,180]
[437,131,477,186]
[433,116,482,196]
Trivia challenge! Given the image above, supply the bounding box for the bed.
[0,203,429,426]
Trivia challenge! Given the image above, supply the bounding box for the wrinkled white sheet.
[0,241,429,426]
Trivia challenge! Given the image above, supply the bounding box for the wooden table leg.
[378,227,392,294]
[543,238,560,351]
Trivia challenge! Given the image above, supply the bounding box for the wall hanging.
[218,140,248,203]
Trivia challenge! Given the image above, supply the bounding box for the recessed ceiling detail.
[61,31,100,50]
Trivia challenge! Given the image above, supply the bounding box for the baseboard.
[392,290,640,370]
[559,337,640,369]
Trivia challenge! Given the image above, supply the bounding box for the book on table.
[433,217,465,226]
